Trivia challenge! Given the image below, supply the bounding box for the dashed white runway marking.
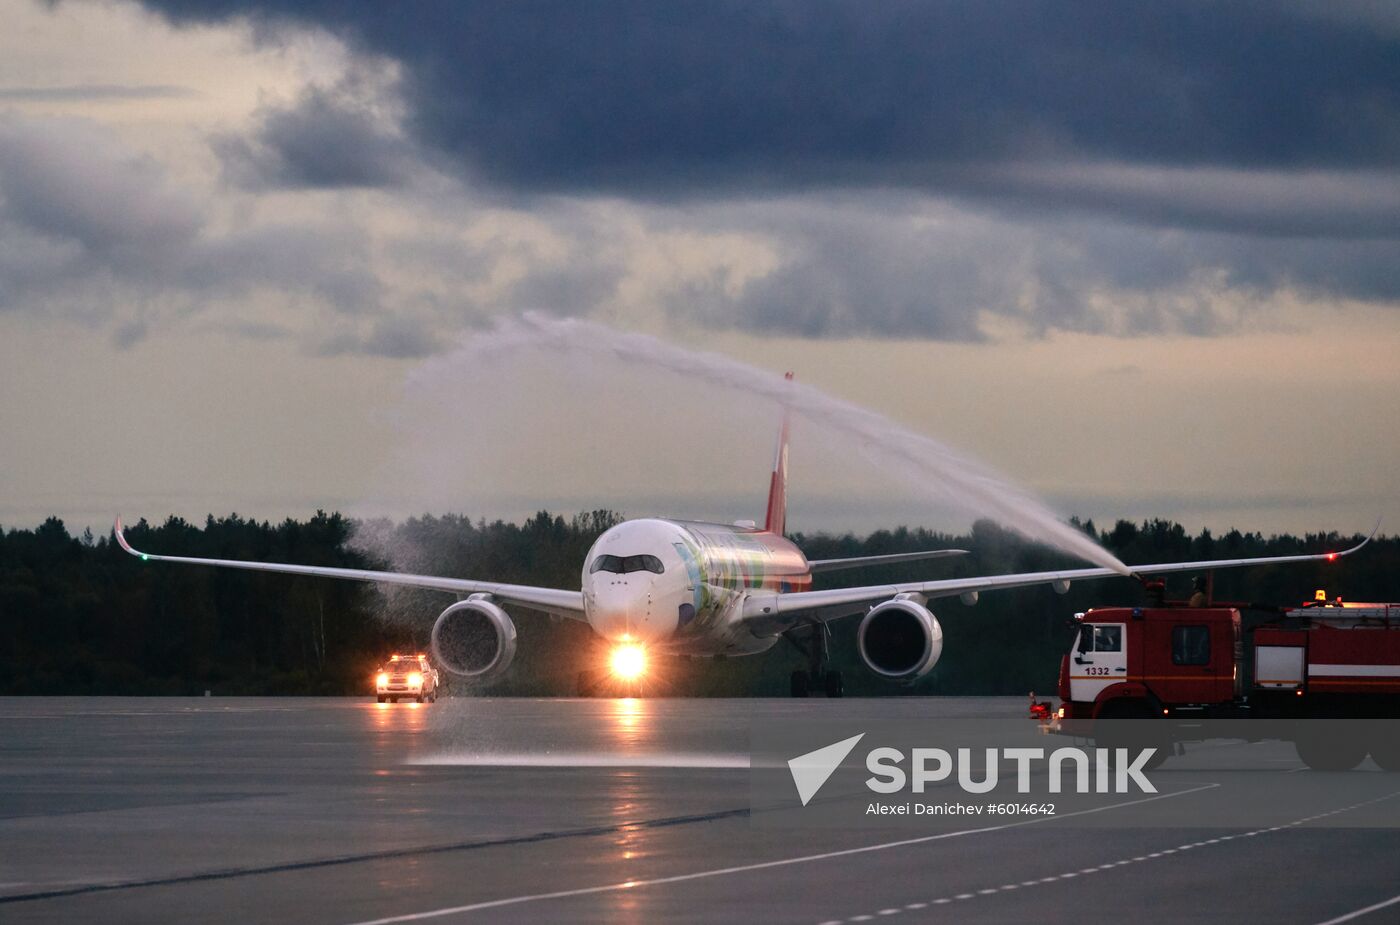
[817,791,1400,924]
[342,785,1217,925]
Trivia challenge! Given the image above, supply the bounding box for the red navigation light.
[1327,553,1337,562]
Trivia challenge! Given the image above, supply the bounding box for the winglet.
[113,517,145,559]
[1332,517,1381,560]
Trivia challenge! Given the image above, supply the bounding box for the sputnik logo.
[788,733,865,806]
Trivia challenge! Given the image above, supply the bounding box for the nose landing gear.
[784,622,843,698]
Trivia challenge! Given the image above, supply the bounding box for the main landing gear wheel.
[790,670,810,698]
[784,624,844,698]
[823,670,844,698]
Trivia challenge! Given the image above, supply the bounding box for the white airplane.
[114,403,1371,697]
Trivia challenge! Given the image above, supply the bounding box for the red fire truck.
[1031,592,1400,771]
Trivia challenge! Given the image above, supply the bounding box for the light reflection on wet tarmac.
[3,697,1397,925]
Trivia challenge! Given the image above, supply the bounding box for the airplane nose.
[587,577,675,642]
[590,581,645,638]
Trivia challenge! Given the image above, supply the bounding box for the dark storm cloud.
[677,203,997,340]
[0,116,383,339]
[215,85,411,189]
[0,117,202,254]
[659,196,1400,340]
[935,164,1400,241]
[141,2,1400,219]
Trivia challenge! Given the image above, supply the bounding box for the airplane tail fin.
[764,372,794,536]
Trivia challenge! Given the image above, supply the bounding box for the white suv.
[375,655,440,703]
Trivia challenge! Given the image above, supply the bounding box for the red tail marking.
[764,372,794,536]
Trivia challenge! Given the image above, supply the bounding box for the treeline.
[0,512,1392,696]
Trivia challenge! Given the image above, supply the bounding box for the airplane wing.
[114,518,586,620]
[807,548,969,573]
[741,532,1375,635]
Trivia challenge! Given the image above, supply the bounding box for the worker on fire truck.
[1188,576,1208,608]
[1145,579,1166,607]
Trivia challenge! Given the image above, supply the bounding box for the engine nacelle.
[857,598,943,682]
[431,597,517,681]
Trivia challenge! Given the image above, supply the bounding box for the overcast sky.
[1,0,1396,541]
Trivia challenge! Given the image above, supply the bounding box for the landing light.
[610,643,647,680]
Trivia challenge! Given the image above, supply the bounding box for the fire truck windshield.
[1079,625,1122,652]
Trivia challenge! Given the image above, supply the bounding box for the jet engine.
[431,597,517,681]
[857,597,943,681]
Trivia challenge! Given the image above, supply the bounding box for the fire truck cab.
[1061,606,1240,718]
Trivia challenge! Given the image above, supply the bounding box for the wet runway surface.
[2,697,1398,924]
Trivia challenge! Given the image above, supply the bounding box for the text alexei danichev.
[866,802,1057,816]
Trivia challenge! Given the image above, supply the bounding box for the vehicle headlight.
[408,672,423,687]
[376,672,388,687]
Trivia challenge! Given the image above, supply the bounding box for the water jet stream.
[406,313,1131,574]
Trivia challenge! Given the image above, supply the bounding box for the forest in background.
[1,511,1392,697]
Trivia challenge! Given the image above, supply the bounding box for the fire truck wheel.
[790,670,810,698]
[376,695,386,703]
[1295,730,1367,771]
[1368,734,1400,772]
[1094,702,1169,771]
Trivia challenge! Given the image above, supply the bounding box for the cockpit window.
[589,554,665,575]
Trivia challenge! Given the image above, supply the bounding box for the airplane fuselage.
[581,518,811,655]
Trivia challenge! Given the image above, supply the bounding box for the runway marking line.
[341,784,1219,925]
[1312,892,1400,925]
[818,790,1400,925]
[0,805,752,906]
